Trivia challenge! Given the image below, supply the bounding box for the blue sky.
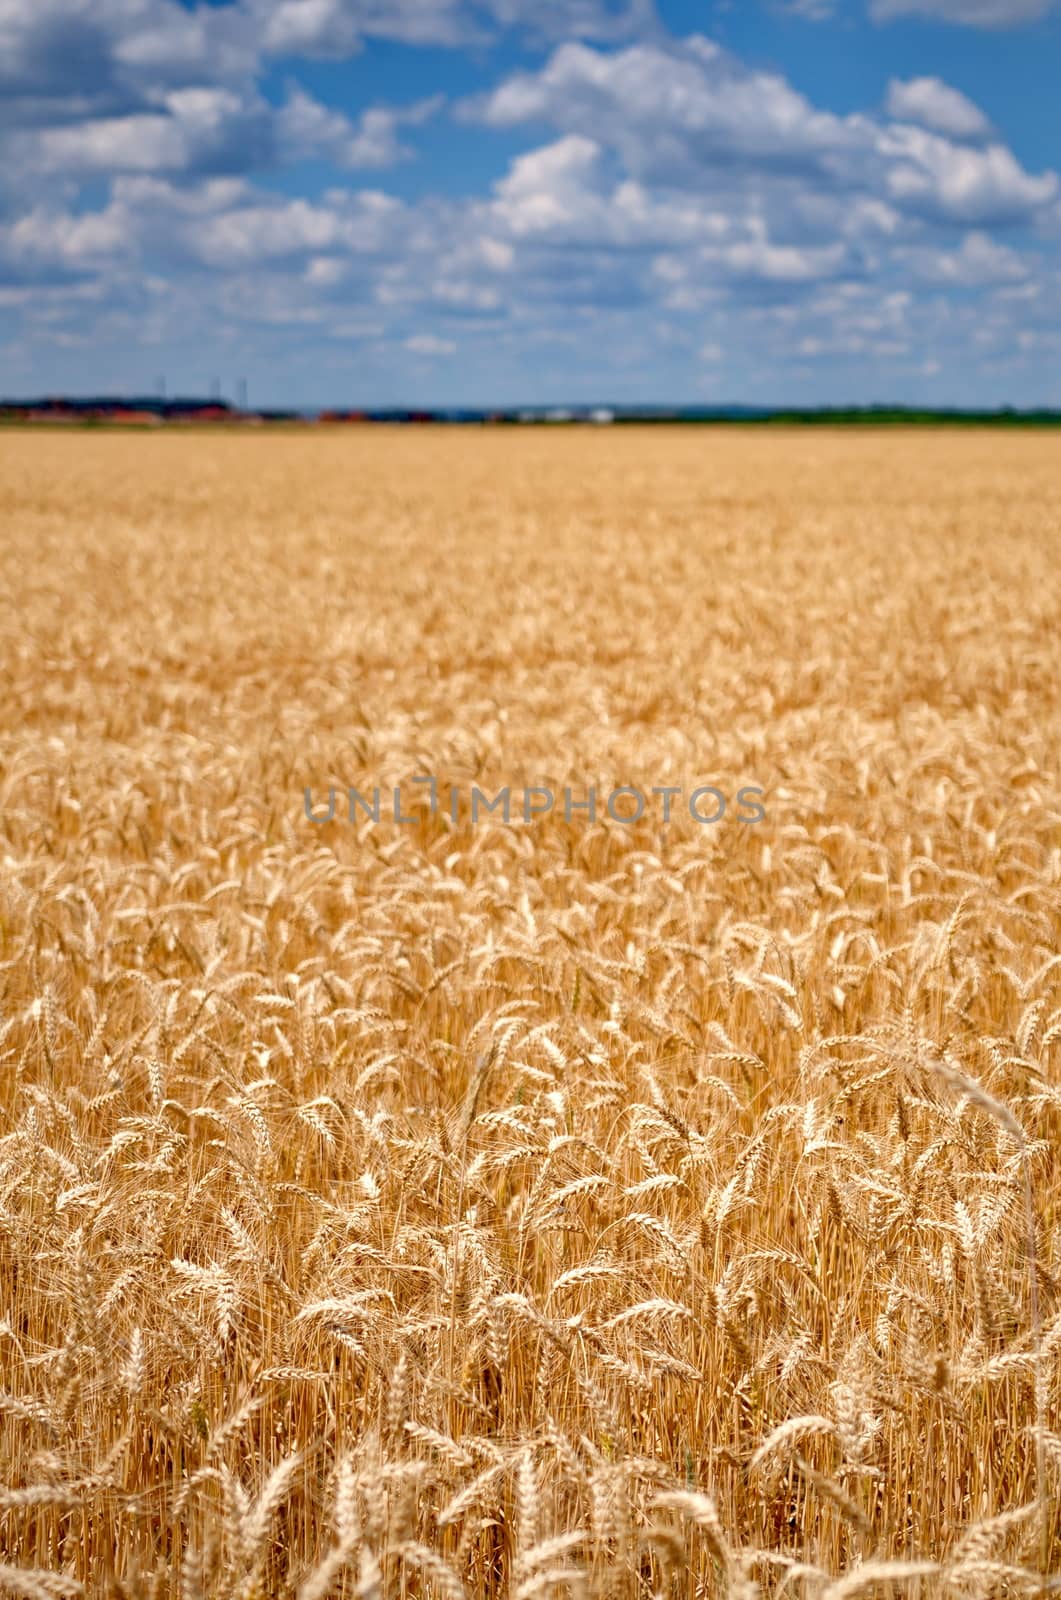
[2,0,1059,407]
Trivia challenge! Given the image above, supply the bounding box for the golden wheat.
[0,426,1059,1597]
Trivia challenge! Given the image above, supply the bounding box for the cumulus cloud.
[250,0,654,56]
[278,87,443,168]
[885,76,991,138]
[184,189,406,267]
[0,0,629,196]
[2,204,129,272]
[716,232,849,283]
[0,0,258,126]
[3,73,442,185]
[467,38,862,180]
[879,125,1058,221]
[466,36,1057,230]
[0,0,269,197]
[18,89,276,177]
[1,3,1058,405]
[491,135,605,237]
[894,229,1029,283]
[0,0,656,119]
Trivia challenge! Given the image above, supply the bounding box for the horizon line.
[5,395,1061,423]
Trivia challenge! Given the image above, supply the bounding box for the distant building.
[111,409,162,426]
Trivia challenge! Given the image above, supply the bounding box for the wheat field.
[1,427,1059,1599]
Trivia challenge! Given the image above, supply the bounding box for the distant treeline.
[3,398,1060,427]
[0,397,303,424]
[598,406,1061,426]
[736,407,1061,427]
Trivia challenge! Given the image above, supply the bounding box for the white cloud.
[255,0,366,55]
[111,3,257,78]
[478,236,515,270]
[468,39,860,178]
[182,189,406,267]
[342,99,441,166]
[278,87,442,168]
[304,255,346,284]
[251,0,654,57]
[492,135,604,237]
[879,126,1058,221]
[895,229,1029,283]
[29,114,189,173]
[0,0,258,118]
[885,76,991,138]
[467,35,1058,233]
[871,0,1055,23]
[6,77,444,183]
[1,5,1059,407]
[112,175,252,213]
[717,235,848,282]
[4,204,129,264]
[405,333,457,353]
[841,197,903,234]
[488,134,757,262]
[191,198,342,263]
[12,86,274,177]
[277,84,359,154]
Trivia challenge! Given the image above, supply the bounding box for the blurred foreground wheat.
[0,427,1059,1598]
